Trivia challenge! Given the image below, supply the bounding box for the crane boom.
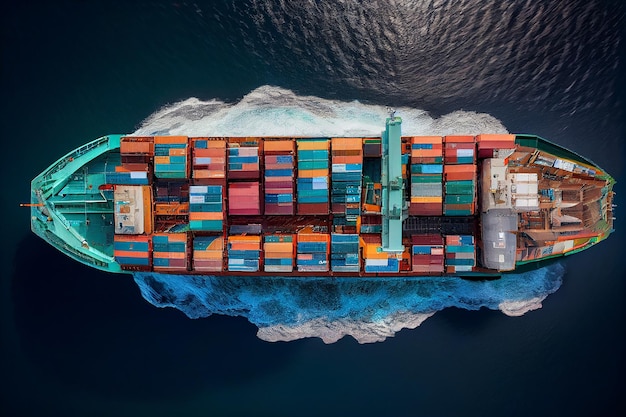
[381,115,405,253]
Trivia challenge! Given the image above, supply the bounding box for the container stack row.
[264,140,295,215]
[296,227,329,272]
[330,233,360,272]
[227,141,260,179]
[110,137,153,185]
[363,138,382,157]
[227,235,261,272]
[191,138,226,181]
[189,185,223,232]
[443,136,476,216]
[296,139,329,215]
[228,181,260,215]
[152,233,188,271]
[411,234,444,273]
[362,235,400,273]
[444,235,475,273]
[192,236,224,272]
[154,136,188,179]
[113,235,152,268]
[263,234,294,273]
[476,134,517,159]
[409,136,443,216]
[331,138,363,230]
[119,136,153,171]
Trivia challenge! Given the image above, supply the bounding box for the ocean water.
[2,1,625,417]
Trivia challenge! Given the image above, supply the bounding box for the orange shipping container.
[189,211,223,221]
[297,140,329,150]
[153,251,186,260]
[331,138,363,150]
[264,140,295,153]
[444,135,475,143]
[363,243,389,259]
[193,250,223,260]
[263,242,293,252]
[155,136,188,144]
[298,169,328,178]
[113,250,150,259]
[121,140,153,155]
[411,136,443,144]
[332,155,363,164]
[206,140,226,149]
[411,149,443,158]
[444,164,476,173]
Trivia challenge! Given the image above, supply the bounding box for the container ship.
[27,116,616,278]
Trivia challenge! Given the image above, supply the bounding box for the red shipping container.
[297,203,329,215]
[265,204,294,215]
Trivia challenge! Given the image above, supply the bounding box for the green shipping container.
[445,194,474,204]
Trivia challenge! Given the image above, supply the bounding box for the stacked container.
[296,226,329,272]
[330,233,360,272]
[264,140,295,215]
[296,139,329,215]
[263,234,294,273]
[227,140,260,179]
[227,139,261,215]
[228,181,260,215]
[154,136,189,179]
[189,185,223,231]
[362,138,382,157]
[192,236,223,272]
[113,235,152,268]
[409,136,443,216]
[152,233,188,271]
[191,138,226,181]
[362,235,400,273]
[476,134,516,159]
[227,235,261,272]
[107,168,150,185]
[411,234,444,273]
[110,137,152,185]
[120,136,153,171]
[443,136,477,216]
[331,138,363,229]
[444,136,476,164]
[444,235,476,273]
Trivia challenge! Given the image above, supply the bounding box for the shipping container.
[228,181,260,215]
[113,234,152,267]
[152,233,188,271]
[227,235,261,272]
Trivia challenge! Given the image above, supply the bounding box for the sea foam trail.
[133,263,565,344]
[133,85,508,137]
[131,86,563,344]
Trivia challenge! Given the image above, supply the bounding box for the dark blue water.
[2,1,625,416]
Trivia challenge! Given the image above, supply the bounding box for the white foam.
[498,296,546,317]
[134,85,508,137]
[257,311,436,344]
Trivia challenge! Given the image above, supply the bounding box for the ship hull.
[29,122,615,279]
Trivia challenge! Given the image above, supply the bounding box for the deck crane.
[381,110,406,254]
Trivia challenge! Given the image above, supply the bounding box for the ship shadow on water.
[11,235,299,401]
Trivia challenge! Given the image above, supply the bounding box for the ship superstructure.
[29,118,615,277]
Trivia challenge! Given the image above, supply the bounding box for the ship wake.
[133,85,508,137]
[133,263,564,344]
[131,86,560,344]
